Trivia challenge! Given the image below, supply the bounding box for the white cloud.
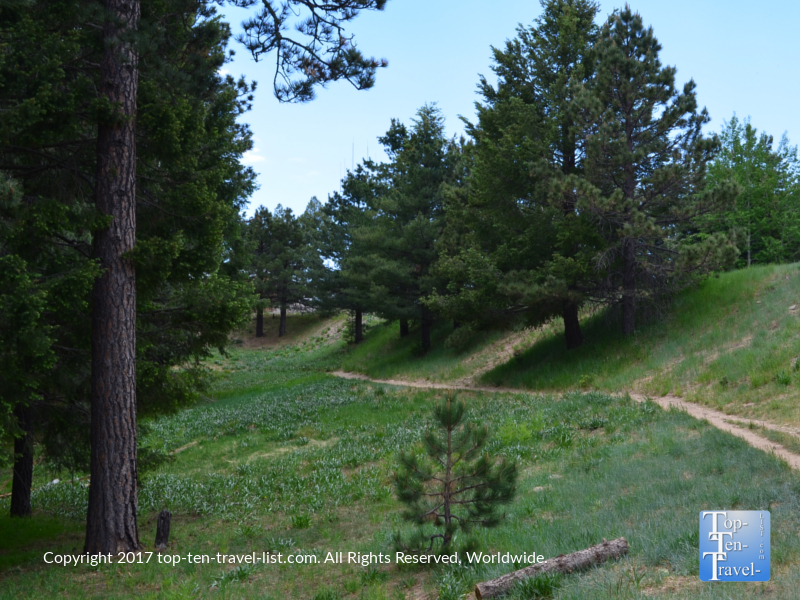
[241,148,266,164]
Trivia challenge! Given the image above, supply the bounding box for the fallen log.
[474,537,629,599]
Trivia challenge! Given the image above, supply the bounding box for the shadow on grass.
[339,320,504,381]
[0,515,83,569]
[481,264,794,392]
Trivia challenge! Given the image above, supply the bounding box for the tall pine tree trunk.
[354,308,363,343]
[255,306,264,337]
[279,305,287,337]
[746,202,752,267]
[622,237,636,337]
[421,309,432,353]
[621,143,637,338]
[399,319,409,338]
[10,404,33,518]
[560,141,583,349]
[562,300,583,350]
[85,0,141,555]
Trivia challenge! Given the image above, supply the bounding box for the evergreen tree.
[0,175,55,518]
[248,205,307,337]
[351,105,459,352]
[298,196,336,316]
[0,1,251,526]
[574,5,737,336]
[428,0,603,350]
[393,394,516,554]
[235,0,388,102]
[313,163,387,343]
[701,116,800,266]
[1,0,386,545]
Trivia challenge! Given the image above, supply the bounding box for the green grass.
[339,320,509,382]
[0,340,800,599]
[482,264,800,423]
[3,302,800,598]
[0,516,84,570]
[333,265,800,426]
[237,312,343,350]
[755,426,800,456]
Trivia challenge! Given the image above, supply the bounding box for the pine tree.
[298,196,338,319]
[701,116,800,266]
[428,0,604,350]
[393,393,516,554]
[0,176,55,518]
[575,5,738,336]
[314,162,388,343]
[248,206,307,337]
[351,105,459,352]
[1,0,386,543]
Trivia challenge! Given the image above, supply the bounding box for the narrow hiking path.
[332,370,521,394]
[331,370,800,471]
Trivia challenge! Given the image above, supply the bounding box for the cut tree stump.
[155,510,172,550]
[474,537,629,599]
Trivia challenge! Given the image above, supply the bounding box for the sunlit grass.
[339,320,508,382]
[482,264,800,423]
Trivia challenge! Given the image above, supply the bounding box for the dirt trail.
[331,371,800,471]
[332,370,521,394]
[451,327,542,387]
[627,393,800,470]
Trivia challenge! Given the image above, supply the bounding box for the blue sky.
[218,1,800,216]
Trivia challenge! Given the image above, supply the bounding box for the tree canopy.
[346,105,461,351]
[701,116,800,267]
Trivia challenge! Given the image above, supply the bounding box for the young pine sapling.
[394,393,517,555]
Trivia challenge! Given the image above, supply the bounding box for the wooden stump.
[155,509,172,550]
[475,537,629,599]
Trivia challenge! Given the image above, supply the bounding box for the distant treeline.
[245,1,799,352]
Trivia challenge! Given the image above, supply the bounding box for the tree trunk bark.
[562,300,583,350]
[421,309,432,353]
[85,0,141,556]
[621,116,637,338]
[622,237,636,337]
[155,509,171,550]
[10,404,34,518]
[747,227,751,267]
[475,538,629,599]
[279,305,287,337]
[399,319,409,338]
[255,305,264,337]
[354,308,363,343]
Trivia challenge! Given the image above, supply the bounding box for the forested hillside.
[2,1,800,598]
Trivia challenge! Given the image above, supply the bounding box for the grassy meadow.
[3,268,800,598]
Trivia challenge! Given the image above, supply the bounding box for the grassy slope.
[3,345,800,599]
[338,320,511,383]
[338,264,800,425]
[483,263,800,424]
